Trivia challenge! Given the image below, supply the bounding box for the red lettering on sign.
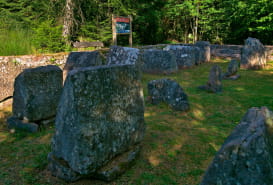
[115,17,130,23]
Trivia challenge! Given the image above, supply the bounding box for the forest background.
[0,0,272,55]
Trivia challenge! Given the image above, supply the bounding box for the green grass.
[0,59,272,185]
[0,29,35,56]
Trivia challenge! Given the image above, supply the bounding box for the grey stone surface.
[12,65,63,122]
[48,64,145,182]
[142,49,178,74]
[223,60,240,80]
[201,106,273,185]
[63,51,102,80]
[198,65,222,93]
[241,37,267,69]
[107,46,141,66]
[164,45,201,68]
[94,146,140,181]
[7,116,39,133]
[195,41,211,62]
[147,78,190,111]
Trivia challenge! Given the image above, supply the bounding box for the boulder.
[107,46,141,66]
[223,59,240,80]
[195,41,211,62]
[198,65,222,93]
[9,65,62,125]
[147,78,190,111]
[7,116,39,133]
[164,45,201,68]
[241,37,267,69]
[201,106,273,185]
[48,64,145,182]
[63,51,102,80]
[142,49,178,74]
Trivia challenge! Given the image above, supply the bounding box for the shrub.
[34,20,65,53]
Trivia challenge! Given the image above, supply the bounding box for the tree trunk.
[63,0,75,45]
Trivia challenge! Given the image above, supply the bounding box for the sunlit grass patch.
[0,58,272,184]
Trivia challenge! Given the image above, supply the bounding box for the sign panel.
[112,15,133,47]
[115,17,131,34]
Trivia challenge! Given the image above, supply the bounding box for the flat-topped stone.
[48,64,145,182]
[164,45,201,68]
[107,46,141,66]
[63,51,102,80]
[11,65,63,122]
[195,41,211,62]
[142,49,178,74]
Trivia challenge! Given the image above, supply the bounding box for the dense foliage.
[0,0,272,54]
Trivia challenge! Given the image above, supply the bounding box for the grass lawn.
[0,59,272,185]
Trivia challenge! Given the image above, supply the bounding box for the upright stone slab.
[164,45,201,68]
[142,49,177,74]
[241,37,266,69]
[223,59,240,80]
[147,79,190,111]
[201,107,273,185]
[195,41,210,62]
[12,65,62,121]
[107,46,141,66]
[63,51,102,80]
[48,64,145,182]
[7,65,63,132]
[198,65,222,93]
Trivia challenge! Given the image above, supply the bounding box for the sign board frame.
[112,15,132,47]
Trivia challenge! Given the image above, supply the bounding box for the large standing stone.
[147,78,190,111]
[241,37,267,69]
[164,45,201,68]
[107,46,141,66]
[223,59,240,80]
[198,65,222,93]
[201,106,273,185]
[142,49,178,74]
[63,51,102,80]
[195,41,211,62]
[9,65,62,124]
[48,64,145,182]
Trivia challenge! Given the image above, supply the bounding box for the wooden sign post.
[112,15,133,47]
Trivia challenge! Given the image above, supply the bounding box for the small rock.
[198,65,222,93]
[147,78,190,111]
[7,116,39,133]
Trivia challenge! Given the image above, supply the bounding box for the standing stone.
[241,37,267,69]
[164,45,201,68]
[48,64,145,182]
[198,65,222,93]
[201,106,273,185]
[7,65,63,132]
[223,59,240,80]
[195,41,211,62]
[147,78,190,111]
[142,49,178,74]
[63,51,102,80]
[107,46,141,66]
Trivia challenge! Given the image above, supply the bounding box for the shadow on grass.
[0,59,272,185]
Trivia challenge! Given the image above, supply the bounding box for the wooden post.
[129,15,133,47]
[112,15,117,45]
